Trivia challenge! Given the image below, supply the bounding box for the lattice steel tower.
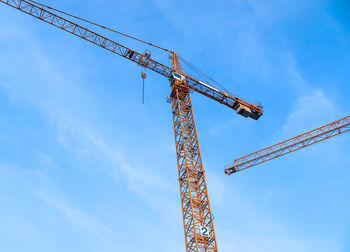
[170,54,218,251]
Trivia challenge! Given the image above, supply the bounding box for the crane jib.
[225,115,350,174]
[0,0,173,77]
[1,0,263,120]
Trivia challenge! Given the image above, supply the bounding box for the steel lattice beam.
[0,0,263,120]
[171,83,218,252]
[225,115,350,175]
[0,0,172,76]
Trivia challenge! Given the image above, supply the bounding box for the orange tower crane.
[225,115,350,175]
[1,0,264,251]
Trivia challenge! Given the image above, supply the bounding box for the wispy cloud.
[281,89,342,137]
[205,168,342,252]
[0,15,178,225]
[31,173,116,240]
[0,162,125,252]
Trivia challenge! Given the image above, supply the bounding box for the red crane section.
[225,115,350,175]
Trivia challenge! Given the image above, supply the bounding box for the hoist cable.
[178,55,234,96]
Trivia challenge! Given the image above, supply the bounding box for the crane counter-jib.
[179,73,263,120]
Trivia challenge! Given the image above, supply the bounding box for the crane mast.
[170,54,218,251]
[225,115,350,175]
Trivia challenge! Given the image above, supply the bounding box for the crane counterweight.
[235,103,252,118]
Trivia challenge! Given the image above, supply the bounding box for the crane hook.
[141,72,146,104]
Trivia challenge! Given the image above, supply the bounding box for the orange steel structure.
[225,115,350,175]
[0,0,263,120]
[1,0,264,251]
[170,54,218,251]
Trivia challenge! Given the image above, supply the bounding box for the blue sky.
[0,0,350,251]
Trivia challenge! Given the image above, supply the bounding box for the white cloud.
[0,18,170,198]
[32,179,116,240]
[282,89,342,137]
[0,163,117,244]
[0,18,180,244]
[208,174,342,252]
[246,0,302,24]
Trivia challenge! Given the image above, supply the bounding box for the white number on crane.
[200,226,210,237]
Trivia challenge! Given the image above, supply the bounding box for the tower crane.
[0,0,264,251]
[225,115,350,175]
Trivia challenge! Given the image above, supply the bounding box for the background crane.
[0,0,264,251]
[225,115,350,175]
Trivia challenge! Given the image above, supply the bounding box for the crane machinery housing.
[0,0,264,251]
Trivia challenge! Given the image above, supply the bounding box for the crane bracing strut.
[1,0,264,251]
[225,115,350,175]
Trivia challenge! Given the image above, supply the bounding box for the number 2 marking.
[200,226,209,237]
